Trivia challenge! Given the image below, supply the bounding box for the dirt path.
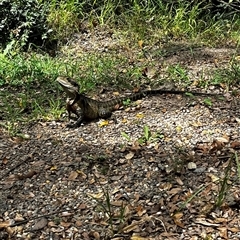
[0,36,240,239]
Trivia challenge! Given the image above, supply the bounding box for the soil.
[0,29,240,239]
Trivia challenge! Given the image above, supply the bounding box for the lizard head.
[56,76,80,99]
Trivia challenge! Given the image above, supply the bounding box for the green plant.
[203,98,213,107]
[137,125,152,144]
[215,158,232,208]
[178,185,206,210]
[167,64,191,86]
[90,184,127,234]
[121,131,131,142]
[138,125,159,144]
[0,0,51,48]
[235,152,240,179]
[46,0,82,42]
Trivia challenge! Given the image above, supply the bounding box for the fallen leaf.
[76,170,87,179]
[87,192,104,199]
[122,220,143,233]
[227,227,240,232]
[113,91,120,96]
[131,236,148,240]
[92,231,100,240]
[210,139,225,152]
[68,171,78,180]
[136,113,144,119]
[0,220,12,229]
[173,212,184,228]
[125,151,135,160]
[50,166,57,171]
[99,120,109,127]
[207,173,219,182]
[216,136,229,143]
[218,227,228,239]
[31,217,48,231]
[135,205,146,217]
[176,126,182,132]
[191,121,203,127]
[60,221,71,228]
[195,218,220,227]
[122,118,128,123]
[2,157,8,165]
[230,141,240,149]
[138,40,144,48]
[17,170,37,180]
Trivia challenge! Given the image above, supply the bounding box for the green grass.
[1,45,240,134]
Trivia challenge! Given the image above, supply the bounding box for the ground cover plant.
[0,0,240,239]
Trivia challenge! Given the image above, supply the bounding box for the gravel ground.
[0,29,240,239]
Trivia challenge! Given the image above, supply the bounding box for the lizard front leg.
[67,108,84,128]
[66,99,80,119]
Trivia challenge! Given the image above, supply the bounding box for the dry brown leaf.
[230,141,240,149]
[195,218,220,227]
[122,118,128,123]
[111,201,124,207]
[210,139,225,152]
[31,217,48,231]
[77,170,87,179]
[125,151,135,160]
[214,217,227,224]
[194,144,209,154]
[191,121,203,127]
[0,220,12,228]
[135,205,146,217]
[122,220,142,233]
[68,171,78,180]
[167,188,182,195]
[227,227,240,233]
[50,165,57,171]
[92,231,100,239]
[175,177,184,185]
[173,212,184,228]
[17,170,37,180]
[174,219,184,228]
[14,213,24,222]
[113,91,120,96]
[79,203,87,210]
[131,236,148,240]
[131,141,141,151]
[87,192,104,199]
[218,227,228,239]
[216,136,229,143]
[2,157,8,165]
[60,221,71,228]
[48,221,58,227]
[207,173,220,182]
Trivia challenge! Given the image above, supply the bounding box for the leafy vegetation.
[0,0,51,49]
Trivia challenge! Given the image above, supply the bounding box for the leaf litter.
[0,28,240,239]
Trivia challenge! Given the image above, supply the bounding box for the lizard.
[56,76,219,128]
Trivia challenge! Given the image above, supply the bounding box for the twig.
[10,209,72,227]
[0,155,32,180]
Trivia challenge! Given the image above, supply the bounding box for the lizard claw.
[66,122,78,128]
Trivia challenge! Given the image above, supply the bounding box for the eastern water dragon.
[56,76,218,128]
